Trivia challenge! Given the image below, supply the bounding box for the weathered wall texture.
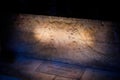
[8,14,120,70]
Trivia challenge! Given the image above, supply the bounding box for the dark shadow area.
[1,0,120,22]
[0,14,16,63]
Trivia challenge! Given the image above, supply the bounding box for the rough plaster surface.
[8,14,120,70]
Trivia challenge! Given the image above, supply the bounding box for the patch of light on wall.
[11,14,116,65]
[33,25,95,49]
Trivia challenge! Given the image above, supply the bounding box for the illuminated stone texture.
[8,14,120,70]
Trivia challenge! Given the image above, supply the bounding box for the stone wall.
[8,14,120,70]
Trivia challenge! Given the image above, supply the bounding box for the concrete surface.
[0,56,120,80]
[7,14,120,70]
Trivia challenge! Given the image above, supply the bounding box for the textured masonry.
[8,14,120,70]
